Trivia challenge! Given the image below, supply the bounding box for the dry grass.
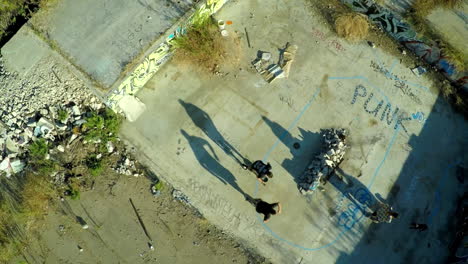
[0,169,56,261]
[335,13,369,42]
[171,10,227,73]
[439,42,467,72]
[412,0,465,18]
[0,0,56,41]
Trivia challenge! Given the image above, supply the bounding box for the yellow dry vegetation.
[335,13,369,42]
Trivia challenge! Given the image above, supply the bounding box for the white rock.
[5,137,19,153]
[72,105,81,116]
[56,123,67,131]
[57,145,65,152]
[106,141,114,153]
[68,134,78,145]
[96,153,102,159]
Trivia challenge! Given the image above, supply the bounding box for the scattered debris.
[299,129,348,194]
[218,20,225,30]
[262,64,285,83]
[129,198,154,245]
[148,242,155,251]
[261,52,272,61]
[172,189,191,205]
[278,43,298,78]
[411,66,427,76]
[0,157,25,177]
[151,180,163,197]
[367,41,376,48]
[76,216,89,229]
[252,43,297,83]
[114,156,139,176]
[244,27,251,48]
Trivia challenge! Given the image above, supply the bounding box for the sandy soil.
[15,168,268,264]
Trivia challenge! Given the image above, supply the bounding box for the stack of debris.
[0,55,146,181]
[0,101,104,177]
[113,156,140,177]
[252,42,298,83]
[299,128,348,194]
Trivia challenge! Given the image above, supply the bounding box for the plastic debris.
[411,66,427,76]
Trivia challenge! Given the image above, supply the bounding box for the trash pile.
[252,42,298,83]
[299,128,348,194]
[114,156,141,177]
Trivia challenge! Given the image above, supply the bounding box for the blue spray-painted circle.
[254,128,399,251]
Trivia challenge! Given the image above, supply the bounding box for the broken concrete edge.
[341,0,468,92]
[104,0,230,121]
[0,24,109,103]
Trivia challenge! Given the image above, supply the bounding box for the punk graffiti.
[351,85,412,134]
[342,0,468,91]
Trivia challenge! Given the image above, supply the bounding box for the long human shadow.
[328,167,379,218]
[180,129,247,197]
[179,99,248,165]
[261,116,321,186]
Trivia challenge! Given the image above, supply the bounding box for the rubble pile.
[299,128,348,194]
[172,189,191,205]
[113,156,140,177]
[0,55,139,179]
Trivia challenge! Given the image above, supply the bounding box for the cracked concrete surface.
[121,0,468,263]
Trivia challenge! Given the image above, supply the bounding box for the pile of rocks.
[0,55,104,177]
[299,128,348,194]
[113,156,140,177]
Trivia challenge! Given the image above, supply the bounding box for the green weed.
[57,109,68,122]
[85,155,103,177]
[28,138,48,160]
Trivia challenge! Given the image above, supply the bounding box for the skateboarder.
[370,203,399,223]
[242,160,273,185]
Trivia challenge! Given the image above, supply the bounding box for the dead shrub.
[171,12,225,73]
[439,42,466,72]
[335,13,369,42]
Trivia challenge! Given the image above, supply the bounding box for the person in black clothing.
[242,160,273,185]
[245,197,282,223]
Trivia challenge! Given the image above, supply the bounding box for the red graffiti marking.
[311,28,346,53]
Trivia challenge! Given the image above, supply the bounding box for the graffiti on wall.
[342,0,468,91]
[106,0,229,112]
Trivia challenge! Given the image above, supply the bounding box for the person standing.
[250,198,282,223]
[242,160,273,185]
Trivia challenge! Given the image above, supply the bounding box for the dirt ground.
[14,165,268,264]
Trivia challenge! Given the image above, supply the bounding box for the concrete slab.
[121,0,468,263]
[30,0,194,88]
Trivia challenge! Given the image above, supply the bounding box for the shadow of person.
[261,116,321,185]
[179,99,248,166]
[329,167,380,217]
[180,129,247,197]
